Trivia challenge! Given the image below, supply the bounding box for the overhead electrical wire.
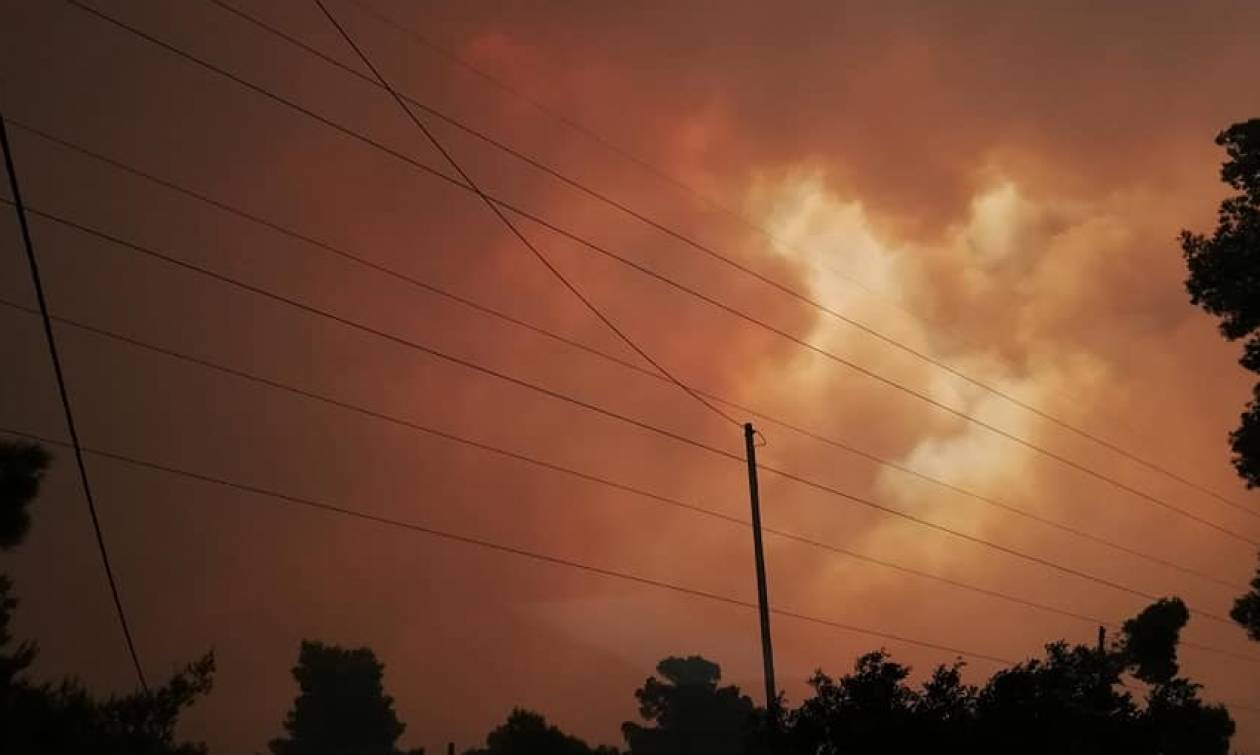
[3,115,1243,594]
[313,0,741,430]
[2,296,1256,668]
[0,116,148,691]
[60,0,1260,546]
[0,425,1017,667]
[4,198,1245,632]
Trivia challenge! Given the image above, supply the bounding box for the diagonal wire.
[312,0,742,429]
[0,116,148,690]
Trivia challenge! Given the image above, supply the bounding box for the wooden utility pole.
[744,422,778,727]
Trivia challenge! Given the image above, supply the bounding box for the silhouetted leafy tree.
[0,441,48,550]
[467,708,618,755]
[785,654,978,755]
[1230,567,1260,641]
[786,651,926,754]
[1122,598,1234,754]
[269,640,422,755]
[1141,678,1234,755]
[1,654,216,755]
[778,597,1231,754]
[1179,118,1260,643]
[1119,598,1189,684]
[0,575,35,690]
[0,441,216,754]
[1180,117,1260,488]
[974,642,1136,755]
[0,442,45,699]
[621,656,760,755]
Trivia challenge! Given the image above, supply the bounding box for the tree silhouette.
[1122,599,1234,754]
[1,654,216,755]
[776,597,1232,754]
[1230,568,1260,641]
[1119,598,1189,684]
[1179,117,1260,640]
[1180,117,1260,488]
[466,708,618,755]
[0,441,215,755]
[910,661,978,754]
[0,441,46,689]
[621,656,761,755]
[269,640,422,755]
[975,641,1136,754]
[787,651,927,754]
[1141,677,1234,755]
[0,440,48,550]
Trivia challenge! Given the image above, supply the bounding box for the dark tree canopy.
[621,655,761,755]
[0,441,50,550]
[456,636,1233,755]
[1180,118,1260,641]
[786,651,959,754]
[1180,118,1260,487]
[1119,597,1189,684]
[781,597,1231,755]
[0,443,52,694]
[973,642,1136,755]
[269,640,421,755]
[467,708,618,755]
[0,576,38,691]
[1230,562,1260,642]
[0,653,216,755]
[0,442,215,754]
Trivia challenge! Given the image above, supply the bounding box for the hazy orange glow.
[2,0,1259,752]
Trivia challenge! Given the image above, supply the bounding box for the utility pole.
[744,422,779,730]
[1098,625,1106,653]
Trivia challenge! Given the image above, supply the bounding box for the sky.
[2,0,1260,752]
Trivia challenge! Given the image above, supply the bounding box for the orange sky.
[2,0,1260,752]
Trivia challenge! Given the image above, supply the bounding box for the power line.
[312,0,1257,519]
[1,120,656,373]
[0,299,1109,626]
[5,296,1256,667]
[0,426,1018,667]
[0,419,1249,709]
[0,115,148,690]
[59,0,1260,547]
[335,0,931,316]
[6,116,1241,593]
[312,0,741,430]
[6,200,1243,631]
